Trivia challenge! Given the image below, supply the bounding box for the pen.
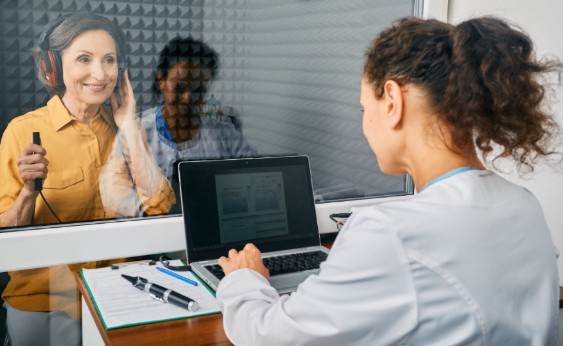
[121,274,199,312]
[156,266,198,286]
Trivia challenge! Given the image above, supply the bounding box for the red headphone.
[38,15,67,89]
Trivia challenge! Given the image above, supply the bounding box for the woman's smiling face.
[60,30,119,108]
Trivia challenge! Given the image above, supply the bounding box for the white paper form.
[81,261,220,330]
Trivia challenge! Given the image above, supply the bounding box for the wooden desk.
[76,273,231,346]
[76,241,335,345]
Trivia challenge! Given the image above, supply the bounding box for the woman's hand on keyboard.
[218,243,270,279]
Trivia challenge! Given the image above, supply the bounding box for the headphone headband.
[38,14,71,90]
[38,14,69,50]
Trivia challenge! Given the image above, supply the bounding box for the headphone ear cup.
[40,50,62,88]
[51,50,63,88]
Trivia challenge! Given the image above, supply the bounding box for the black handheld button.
[32,132,42,191]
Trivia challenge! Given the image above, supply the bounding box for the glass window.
[0,0,415,230]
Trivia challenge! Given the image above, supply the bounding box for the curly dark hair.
[364,16,562,172]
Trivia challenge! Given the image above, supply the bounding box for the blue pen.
[156,266,198,286]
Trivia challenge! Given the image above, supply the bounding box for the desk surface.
[76,241,336,345]
[76,272,231,346]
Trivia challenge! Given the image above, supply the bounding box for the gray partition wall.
[0,0,415,204]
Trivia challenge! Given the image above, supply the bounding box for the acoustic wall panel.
[202,0,414,200]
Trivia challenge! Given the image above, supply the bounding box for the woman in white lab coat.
[216,16,562,345]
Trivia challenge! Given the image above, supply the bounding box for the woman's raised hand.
[110,70,136,129]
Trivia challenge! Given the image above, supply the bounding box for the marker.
[122,274,199,311]
[156,266,198,286]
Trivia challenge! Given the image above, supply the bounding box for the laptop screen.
[178,156,320,261]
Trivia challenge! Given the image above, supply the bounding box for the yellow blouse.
[0,95,174,319]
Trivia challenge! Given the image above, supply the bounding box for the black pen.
[121,274,199,312]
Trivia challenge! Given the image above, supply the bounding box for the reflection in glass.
[139,36,258,213]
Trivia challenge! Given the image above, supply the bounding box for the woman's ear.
[382,80,404,129]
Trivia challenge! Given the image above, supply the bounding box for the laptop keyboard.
[204,250,328,280]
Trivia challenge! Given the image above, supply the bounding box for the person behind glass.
[215,16,561,345]
[139,36,257,212]
[0,12,173,345]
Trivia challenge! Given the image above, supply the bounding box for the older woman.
[0,12,173,345]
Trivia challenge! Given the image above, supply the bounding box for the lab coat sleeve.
[216,208,418,346]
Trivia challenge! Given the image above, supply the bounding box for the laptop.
[178,155,330,294]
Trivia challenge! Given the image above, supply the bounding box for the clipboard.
[80,260,221,330]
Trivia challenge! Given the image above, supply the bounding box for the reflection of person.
[139,36,257,210]
[216,17,561,345]
[0,12,173,345]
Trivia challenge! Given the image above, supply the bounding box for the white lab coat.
[217,170,559,345]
